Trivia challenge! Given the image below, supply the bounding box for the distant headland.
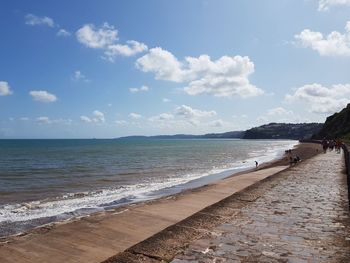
[117,122,323,140]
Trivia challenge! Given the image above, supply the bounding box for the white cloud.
[20,117,30,121]
[73,70,89,82]
[184,55,262,98]
[162,98,170,103]
[76,23,118,49]
[80,110,105,123]
[295,21,350,56]
[104,40,148,62]
[136,47,263,98]
[115,120,128,125]
[209,119,224,127]
[285,83,350,114]
[29,90,57,103]
[318,0,350,11]
[25,14,54,27]
[76,23,147,61]
[267,107,293,116]
[140,86,149,91]
[147,108,233,130]
[256,107,310,124]
[175,105,217,119]
[57,29,71,37]
[92,110,105,123]
[129,85,149,93]
[257,107,300,123]
[37,116,51,124]
[149,113,174,122]
[80,116,92,123]
[36,117,72,125]
[256,116,269,124]
[117,105,236,132]
[0,81,12,96]
[129,113,142,119]
[136,47,184,82]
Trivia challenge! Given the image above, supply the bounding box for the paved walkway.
[172,151,350,262]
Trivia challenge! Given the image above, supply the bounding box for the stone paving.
[172,151,350,263]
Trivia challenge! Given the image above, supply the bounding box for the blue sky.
[1,0,350,138]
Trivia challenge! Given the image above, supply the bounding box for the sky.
[1,0,350,138]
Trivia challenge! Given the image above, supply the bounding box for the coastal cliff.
[313,103,350,140]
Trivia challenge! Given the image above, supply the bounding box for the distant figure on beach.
[289,156,301,165]
[321,138,328,153]
[336,139,342,153]
[255,161,258,168]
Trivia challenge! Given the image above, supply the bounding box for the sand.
[0,142,322,263]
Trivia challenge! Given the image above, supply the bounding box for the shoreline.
[0,142,322,263]
[0,142,316,242]
[0,140,297,239]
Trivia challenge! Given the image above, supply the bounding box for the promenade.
[172,151,350,262]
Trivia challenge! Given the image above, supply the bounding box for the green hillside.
[313,104,350,140]
[243,123,323,140]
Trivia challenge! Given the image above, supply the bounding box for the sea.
[0,139,298,237]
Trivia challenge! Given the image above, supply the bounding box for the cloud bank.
[136,47,263,98]
[295,21,350,56]
[286,83,350,114]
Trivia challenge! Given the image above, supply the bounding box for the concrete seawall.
[105,146,350,262]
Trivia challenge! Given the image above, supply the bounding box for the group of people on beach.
[321,138,342,154]
[255,139,343,169]
[285,149,301,165]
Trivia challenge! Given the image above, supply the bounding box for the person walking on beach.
[322,138,328,153]
[255,161,258,168]
[336,139,342,153]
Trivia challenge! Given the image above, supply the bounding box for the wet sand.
[0,142,321,263]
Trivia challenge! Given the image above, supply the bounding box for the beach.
[0,142,322,263]
[0,139,298,237]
